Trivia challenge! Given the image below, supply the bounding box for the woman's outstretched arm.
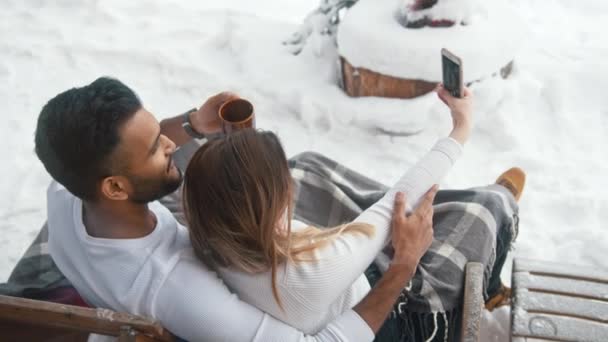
[284,85,473,306]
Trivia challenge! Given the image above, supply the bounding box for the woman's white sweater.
[218,137,463,333]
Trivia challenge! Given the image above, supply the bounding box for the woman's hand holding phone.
[436,83,473,145]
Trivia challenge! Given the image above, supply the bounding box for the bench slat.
[512,338,575,342]
[513,273,608,302]
[512,312,608,341]
[461,262,484,342]
[514,258,608,283]
[514,290,608,323]
[0,295,173,341]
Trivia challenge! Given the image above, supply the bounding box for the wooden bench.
[460,258,608,342]
[511,258,608,341]
[1,264,484,342]
[0,294,175,342]
[10,259,602,342]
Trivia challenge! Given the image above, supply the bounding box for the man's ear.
[100,176,130,201]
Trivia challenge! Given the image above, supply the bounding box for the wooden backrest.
[0,261,501,342]
[0,294,175,342]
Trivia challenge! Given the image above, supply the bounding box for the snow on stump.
[511,258,608,342]
[337,0,525,99]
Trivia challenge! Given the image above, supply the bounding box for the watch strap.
[181,108,205,139]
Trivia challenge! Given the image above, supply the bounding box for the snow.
[338,0,527,81]
[400,0,493,25]
[480,306,511,342]
[1,0,608,340]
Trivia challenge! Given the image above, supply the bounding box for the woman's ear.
[100,176,130,201]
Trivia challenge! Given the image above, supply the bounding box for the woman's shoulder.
[291,219,309,231]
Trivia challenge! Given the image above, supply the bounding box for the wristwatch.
[181,108,205,139]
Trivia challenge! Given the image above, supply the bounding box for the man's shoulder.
[46,181,77,227]
[47,180,76,207]
[47,180,67,194]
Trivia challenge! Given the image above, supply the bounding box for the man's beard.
[128,168,183,204]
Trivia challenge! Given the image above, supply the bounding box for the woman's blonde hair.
[183,129,373,308]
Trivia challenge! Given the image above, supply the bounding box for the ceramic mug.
[218,98,256,133]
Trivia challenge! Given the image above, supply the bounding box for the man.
[35,77,436,341]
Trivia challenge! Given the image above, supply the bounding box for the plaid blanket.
[287,151,519,341]
[0,140,518,342]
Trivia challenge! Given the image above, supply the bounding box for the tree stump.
[340,57,437,99]
[340,56,514,99]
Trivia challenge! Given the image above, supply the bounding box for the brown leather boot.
[485,284,512,311]
[495,167,526,202]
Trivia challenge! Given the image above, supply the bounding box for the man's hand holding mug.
[190,92,256,137]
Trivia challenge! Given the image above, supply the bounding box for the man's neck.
[82,200,157,239]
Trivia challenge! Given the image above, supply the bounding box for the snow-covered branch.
[283,0,358,55]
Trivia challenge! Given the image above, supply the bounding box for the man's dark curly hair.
[35,77,142,200]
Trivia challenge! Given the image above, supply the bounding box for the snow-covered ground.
[1,0,607,338]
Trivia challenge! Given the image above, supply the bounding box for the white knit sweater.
[218,137,463,333]
[47,191,374,342]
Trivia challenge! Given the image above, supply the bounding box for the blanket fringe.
[398,308,460,341]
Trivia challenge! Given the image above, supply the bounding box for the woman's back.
[219,220,371,333]
[183,130,464,334]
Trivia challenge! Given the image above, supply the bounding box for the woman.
[182,85,521,338]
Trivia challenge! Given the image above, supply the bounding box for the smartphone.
[441,48,464,98]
